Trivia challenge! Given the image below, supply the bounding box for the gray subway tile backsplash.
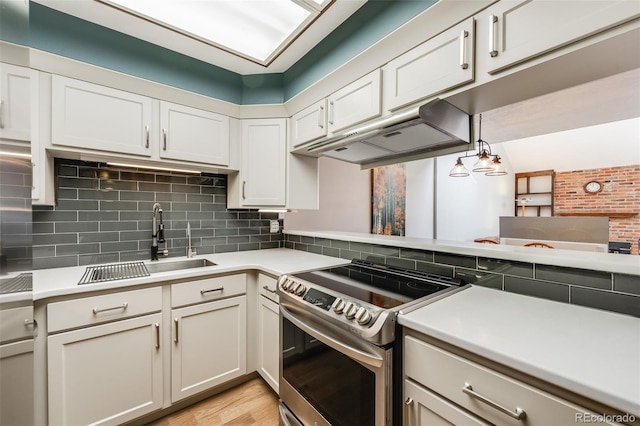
[535,264,612,290]
[31,159,283,269]
[285,234,639,318]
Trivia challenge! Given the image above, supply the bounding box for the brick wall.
[555,165,640,254]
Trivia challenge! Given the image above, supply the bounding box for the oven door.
[279,301,392,426]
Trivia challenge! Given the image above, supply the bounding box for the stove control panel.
[278,275,375,327]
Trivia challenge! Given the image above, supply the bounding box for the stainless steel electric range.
[277,259,468,426]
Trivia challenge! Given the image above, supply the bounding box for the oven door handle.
[281,303,384,369]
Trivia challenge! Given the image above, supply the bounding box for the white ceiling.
[31,0,366,75]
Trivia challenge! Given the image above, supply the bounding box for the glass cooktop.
[294,259,464,309]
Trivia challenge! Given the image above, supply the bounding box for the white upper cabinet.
[159,101,229,166]
[290,99,327,148]
[51,75,153,156]
[483,0,640,74]
[0,63,31,141]
[238,118,287,207]
[383,18,475,111]
[327,69,381,133]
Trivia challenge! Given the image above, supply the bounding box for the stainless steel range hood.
[306,99,472,168]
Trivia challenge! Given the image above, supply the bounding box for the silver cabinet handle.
[145,125,150,148]
[174,318,179,343]
[162,128,167,150]
[459,30,469,69]
[201,287,224,295]
[404,397,413,426]
[489,14,498,57]
[318,105,324,129]
[0,100,4,129]
[462,382,526,420]
[155,323,160,349]
[262,285,277,294]
[242,181,246,200]
[328,101,335,125]
[92,303,128,315]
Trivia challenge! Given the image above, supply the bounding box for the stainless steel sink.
[145,258,216,274]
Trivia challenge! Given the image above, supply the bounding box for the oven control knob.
[332,298,345,314]
[344,302,359,320]
[282,279,292,291]
[293,282,306,296]
[355,307,373,326]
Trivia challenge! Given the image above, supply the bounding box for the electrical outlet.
[269,220,280,233]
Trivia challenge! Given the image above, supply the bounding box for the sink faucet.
[151,203,168,261]
[186,222,196,258]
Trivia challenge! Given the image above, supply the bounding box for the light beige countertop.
[399,285,640,417]
[30,248,348,301]
[285,230,640,276]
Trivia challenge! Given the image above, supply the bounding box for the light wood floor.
[146,378,280,426]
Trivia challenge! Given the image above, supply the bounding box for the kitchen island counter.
[285,230,640,276]
[399,285,640,418]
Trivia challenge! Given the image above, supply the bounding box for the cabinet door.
[327,69,381,133]
[0,63,30,141]
[51,75,153,156]
[383,18,475,111]
[241,118,287,206]
[258,295,279,393]
[405,379,489,426]
[484,0,640,74]
[48,314,163,426]
[159,101,230,165]
[0,339,34,426]
[171,296,247,402]
[290,99,327,148]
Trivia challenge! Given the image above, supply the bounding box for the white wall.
[405,159,435,238]
[284,157,371,232]
[435,144,515,242]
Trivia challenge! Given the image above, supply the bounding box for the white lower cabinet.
[48,314,163,426]
[0,305,35,426]
[404,379,489,426]
[171,295,247,402]
[404,333,623,426]
[257,274,279,393]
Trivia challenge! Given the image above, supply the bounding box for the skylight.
[99,0,333,65]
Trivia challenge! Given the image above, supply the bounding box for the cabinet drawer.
[171,274,246,307]
[48,287,162,333]
[0,306,34,343]
[258,274,279,303]
[405,336,621,425]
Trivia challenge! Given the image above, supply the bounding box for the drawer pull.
[262,285,277,294]
[463,383,526,420]
[404,397,413,426]
[200,287,224,295]
[92,303,128,315]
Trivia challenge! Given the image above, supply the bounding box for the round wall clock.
[584,180,603,194]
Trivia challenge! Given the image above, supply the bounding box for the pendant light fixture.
[449,114,507,177]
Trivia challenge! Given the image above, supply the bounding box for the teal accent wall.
[21,0,434,105]
[0,0,29,46]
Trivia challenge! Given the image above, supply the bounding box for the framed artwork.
[371,164,406,236]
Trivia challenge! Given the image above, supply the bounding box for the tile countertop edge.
[398,285,640,417]
[30,248,349,301]
[285,230,640,276]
